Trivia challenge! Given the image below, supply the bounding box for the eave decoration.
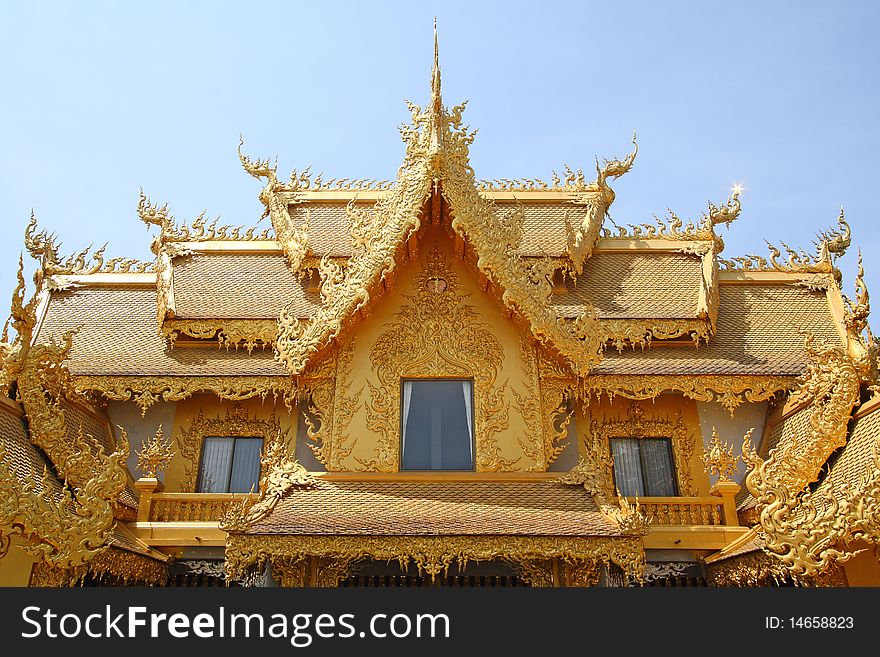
[0,260,155,580]
[737,265,880,581]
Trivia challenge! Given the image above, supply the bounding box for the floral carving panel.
[358,245,515,472]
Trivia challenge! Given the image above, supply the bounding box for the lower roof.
[243,479,621,537]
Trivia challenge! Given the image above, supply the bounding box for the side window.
[197,436,263,493]
[401,379,474,471]
[610,437,677,497]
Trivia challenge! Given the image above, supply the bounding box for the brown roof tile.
[593,284,842,376]
[295,199,582,258]
[553,251,702,318]
[36,287,287,377]
[709,531,765,563]
[173,253,321,319]
[245,479,620,537]
[821,404,880,494]
[0,406,64,500]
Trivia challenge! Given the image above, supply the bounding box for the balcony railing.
[147,493,256,522]
[133,475,741,527]
[633,497,724,526]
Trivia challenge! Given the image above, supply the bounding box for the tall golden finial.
[432,18,441,114]
[428,17,444,158]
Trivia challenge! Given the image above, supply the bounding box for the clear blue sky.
[1,1,878,319]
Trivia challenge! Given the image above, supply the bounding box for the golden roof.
[241,478,621,538]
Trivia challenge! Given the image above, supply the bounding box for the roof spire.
[428,18,444,157]
[432,17,441,115]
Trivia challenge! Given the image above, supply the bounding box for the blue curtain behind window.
[640,438,677,496]
[198,436,263,493]
[610,438,644,497]
[230,437,263,493]
[198,437,234,492]
[401,380,474,470]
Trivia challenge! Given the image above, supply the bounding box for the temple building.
[1,29,878,588]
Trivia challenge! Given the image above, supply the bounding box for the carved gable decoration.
[361,245,514,472]
[267,35,633,381]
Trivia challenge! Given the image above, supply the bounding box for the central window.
[197,436,263,493]
[609,437,678,497]
[401,379,474,470]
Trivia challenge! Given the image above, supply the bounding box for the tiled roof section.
[553,251,702,319]
[762,405,812,458]
[289,201,365,257]
[594,284,842,376]
[709,531,765,563]
[36,287,287,377]
[821,404,880,494]
[293,199,585,257]
[63,400,113,454]
[496,201,577,256]
[246,479,620,536]
[173,253,321,319]
[0,405,64,500]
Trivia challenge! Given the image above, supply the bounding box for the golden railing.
[148,493,256,522]
[632,497,725,526]
[133,476,740,527]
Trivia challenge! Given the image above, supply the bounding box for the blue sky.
[1,1,878,318]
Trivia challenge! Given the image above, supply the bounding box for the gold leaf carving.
[599,318,711,352]
[361,245,514,472]
[275,49,609,379]
[581,374,796,415]
[742,433,880,580]
[582,400,696,497]
[701,427,738,483]
[73,375,296,416]
[136,425,175,478]
[161,319,278,353]
[718,207,849,273]
[225,533,645,584]
[0,429,129,570]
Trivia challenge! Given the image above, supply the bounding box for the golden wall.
[577,395,710,497]
[303,230,569,472]
[165,395,298,492]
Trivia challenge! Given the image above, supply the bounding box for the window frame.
[399,377,476,472]
[609,435,679,498]
[196,435,264,493]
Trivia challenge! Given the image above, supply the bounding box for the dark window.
[197,436,263,493]
[400,379,474,470]
[610,437,677,497]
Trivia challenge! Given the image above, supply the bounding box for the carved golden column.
[134,477,163,522]
[711,480,741,527]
